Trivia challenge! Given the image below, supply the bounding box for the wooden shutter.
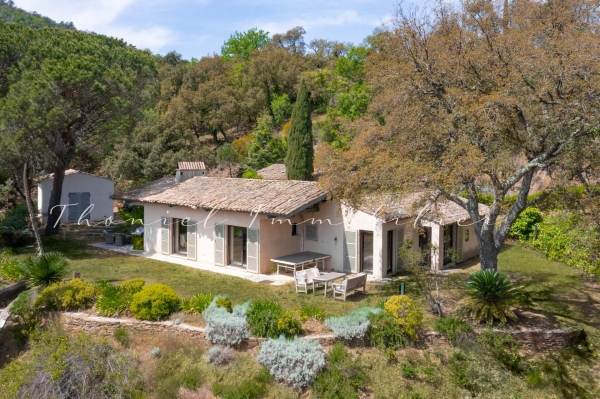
[214,224,225,266]
[457,225,464,263]
[395,228,405,270]
[68,193,79,220]
[187,220,197,261]
[161,217,170,255]
[79,192,91,220]
[247,228,259,273]
[343,230,358,273]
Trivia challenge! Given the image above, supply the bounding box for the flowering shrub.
[325,307,381,341]
[34,278,96,311]
[383,296,423,340]
[130,283,180,321]
[203,297,251,346]
[118,278,146,292]
[257,337,325,388]
[207,345,235,366]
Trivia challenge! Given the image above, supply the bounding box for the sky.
[14,0,400,60]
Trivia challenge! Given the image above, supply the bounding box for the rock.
[151,347,161,358]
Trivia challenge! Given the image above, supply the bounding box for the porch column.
[373,219,384,280]
[430,224,444,271]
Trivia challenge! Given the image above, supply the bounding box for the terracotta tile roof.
[178,162,206,170]
[359,193,489,225]
[38,169,115,182]
[257,164,287,180]
[112,176,327,217]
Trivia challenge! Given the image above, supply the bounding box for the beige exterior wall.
[139,199,482,277]
[37,173,115,224]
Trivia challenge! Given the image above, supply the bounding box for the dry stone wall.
[60,312,584,352]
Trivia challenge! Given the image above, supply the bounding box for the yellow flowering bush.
[383,295,423,340]
[34,278,96,311]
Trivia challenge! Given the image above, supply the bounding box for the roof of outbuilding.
[111,176,327,217]
[358,193,490,225]
[257,164,287,180]
[178,162,206,170]
[38,169,116,183]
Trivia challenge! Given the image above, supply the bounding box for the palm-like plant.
[18,252,69,287]
[462,270,519,325]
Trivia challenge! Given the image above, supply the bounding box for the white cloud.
[14,0,177,52]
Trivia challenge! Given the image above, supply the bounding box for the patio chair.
[332,273,367,301]
[103,230,114,244]
[114,233,125,246]
[132,227,144,236]
[306,267,325,293]
[295,270,312,294]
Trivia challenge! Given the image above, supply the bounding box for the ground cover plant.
[312,343,368,399]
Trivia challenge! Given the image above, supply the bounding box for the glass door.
[172,219,187,255]
[229,226,247,266]
[443,224,454,266]
[360,231,374,273]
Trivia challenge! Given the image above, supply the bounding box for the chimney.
[175,162,206,183]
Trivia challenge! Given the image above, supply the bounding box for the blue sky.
[15,0,400,60]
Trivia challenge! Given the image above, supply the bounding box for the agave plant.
[18,252,69,287]
[462,269,519,325]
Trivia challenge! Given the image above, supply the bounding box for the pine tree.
[285,81,313,180]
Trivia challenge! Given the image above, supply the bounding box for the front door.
[172,219,188,255]
[360,231,374,272]
[229,226,247,266]
[418,227,431,266]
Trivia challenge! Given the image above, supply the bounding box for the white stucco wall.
[37,173,115,224]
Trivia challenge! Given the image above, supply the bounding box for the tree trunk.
[22,162,43,256]
[44,162,66,236]
[478,239,499,270]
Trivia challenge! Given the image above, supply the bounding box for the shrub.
[463,270,519,325]
[203,297,251,346]
[325,307,381,341]
[212,367,272,399]
[257,336,326,388]
[400,362,418,379]
[277,310,303,339]
[434,316,473,345]
[383,295,423,340]
[509,207,543,241]
[18,252,69,287]
[131,235,144,250]
[113,326,130,348]
[477,330,525,372]
[207,345,235,366]
[300,304,325,321]
[0,249,23,281]
[246,300,284,338]
[0,202,32,247]
[216,296,233,312]
[0,329,143,399]
[9,290,38,338]
[34,278,96,311]
[118,277,145,291]
[312,343,368,399]
[366,310,409,350]
[182,293,215,314]
[130,283,181,321]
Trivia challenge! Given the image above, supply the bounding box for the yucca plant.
[18,252,69,287]
[462,270,519,325]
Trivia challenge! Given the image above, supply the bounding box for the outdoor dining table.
[271,251,331,274]
[312,272,346,297]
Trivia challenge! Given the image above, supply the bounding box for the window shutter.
[457,225,464,263]
[161,217,170,255]
[343,230,357,273]
[79,193,91,220]
[305,224,318,241]
[395,228,405,270]
[187,220,197,261]
[247,228,259,273]
[68,193,79,220]
[214,224,225,266]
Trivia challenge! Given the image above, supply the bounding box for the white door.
[343,230,358,273]
[214,224,225,266]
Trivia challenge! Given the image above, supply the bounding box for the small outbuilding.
[37,169,116,224]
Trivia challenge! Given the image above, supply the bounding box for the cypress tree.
[285,80,313,180]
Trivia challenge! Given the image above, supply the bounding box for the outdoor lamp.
[399,281,405,295]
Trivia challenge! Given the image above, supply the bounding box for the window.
[464,229,469,242]
[292,224,298,236]
[305,224,318,241]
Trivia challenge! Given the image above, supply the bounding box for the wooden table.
[313,272,346,297]
[271,251,331,274]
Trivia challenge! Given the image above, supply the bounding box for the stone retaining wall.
[60,312,584,352]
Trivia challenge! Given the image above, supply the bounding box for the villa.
[111,164,488,280]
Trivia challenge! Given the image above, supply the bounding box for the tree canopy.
[285,81,313,180]
[221,28,270,60]
[316,0,600,270]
